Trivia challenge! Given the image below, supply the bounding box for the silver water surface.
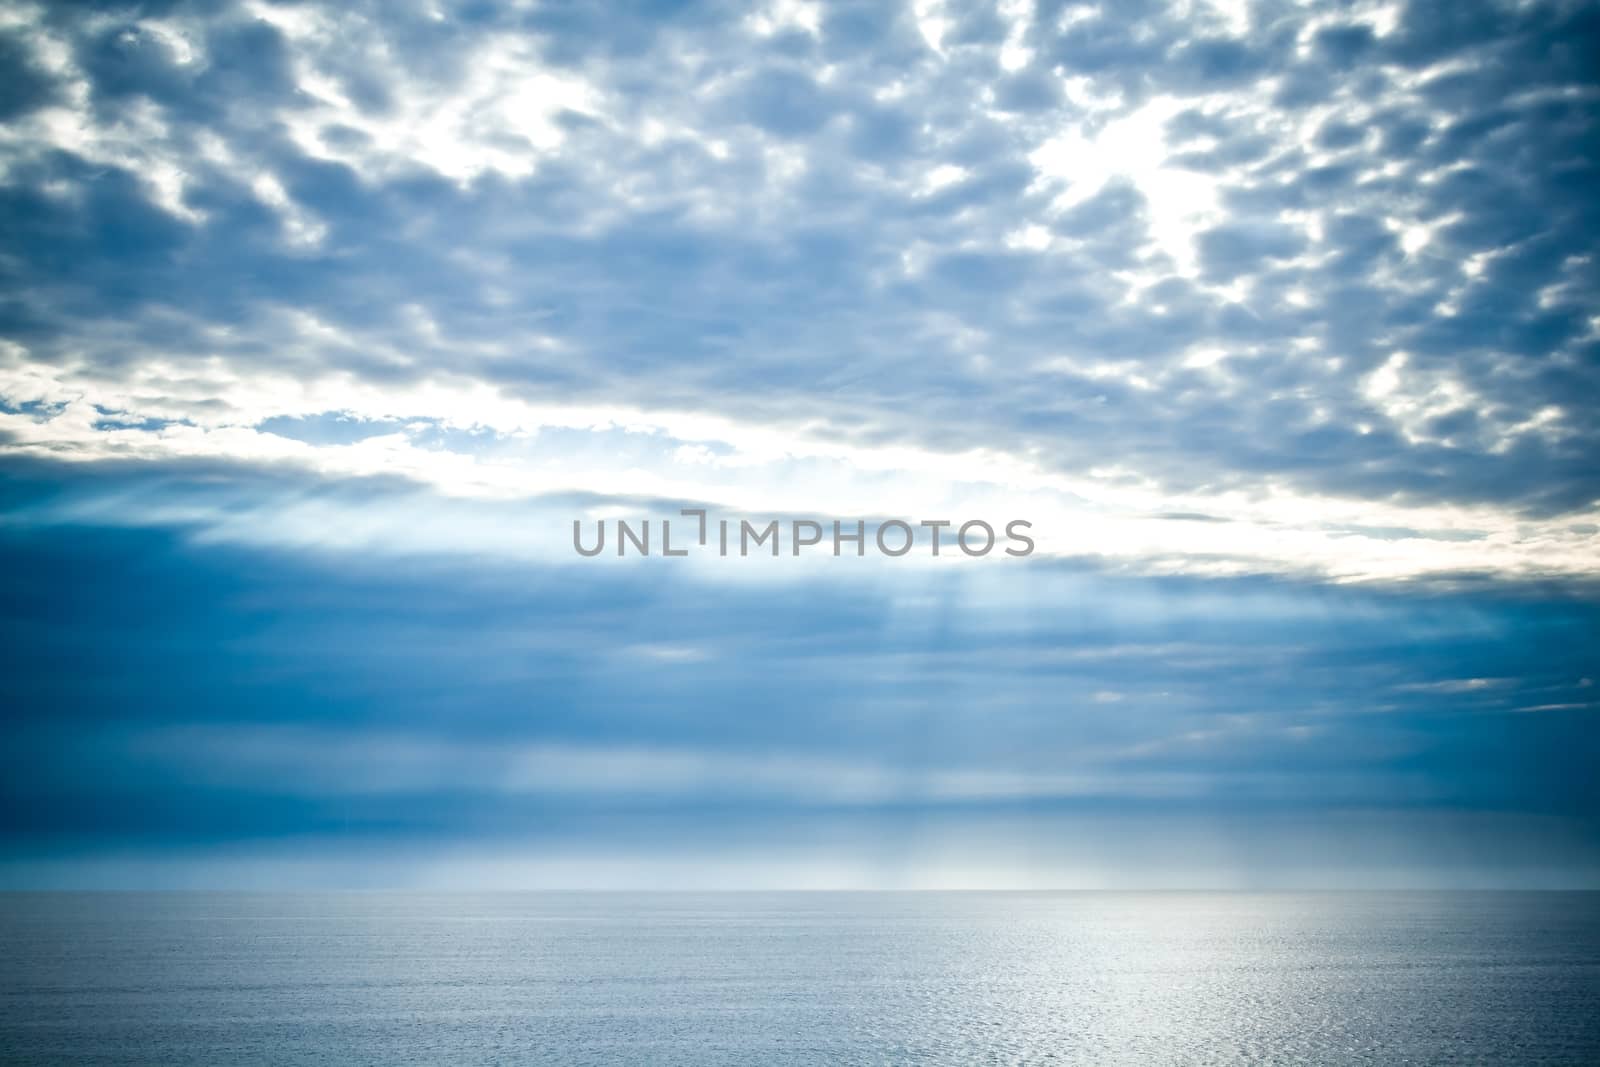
[3,892,1598,1064]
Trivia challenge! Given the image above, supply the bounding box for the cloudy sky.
[1,0,1597,888]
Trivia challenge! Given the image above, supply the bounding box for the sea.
[2,891,1598,1064]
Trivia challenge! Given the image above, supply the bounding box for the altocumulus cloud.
[0,0,1598,888]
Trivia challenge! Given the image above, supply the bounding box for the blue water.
[2,892,1598,1064]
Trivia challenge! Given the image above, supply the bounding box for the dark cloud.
[0,31,61,121]
[2,460,1597,860]
[1197,221,1306,280]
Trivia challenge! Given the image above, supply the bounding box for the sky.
[0,0,1597,889]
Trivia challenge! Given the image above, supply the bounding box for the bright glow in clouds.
[2,356,1595,582]
[1032,96,1225,276]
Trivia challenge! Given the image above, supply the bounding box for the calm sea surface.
[2,891,1598,1064]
